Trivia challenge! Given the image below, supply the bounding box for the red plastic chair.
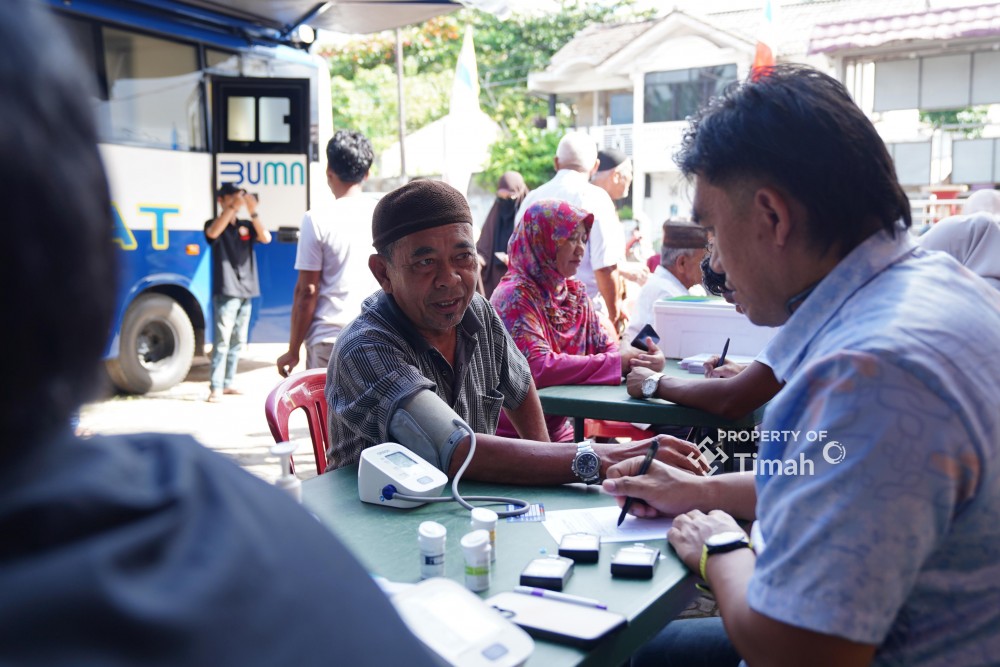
[584,419,657,442]
[264,368,329,475]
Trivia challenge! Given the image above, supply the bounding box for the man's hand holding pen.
[602,448,711,520]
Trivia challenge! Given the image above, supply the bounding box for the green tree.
[319,1,651,176]
[479,126,562,190]
[919,106,989,138]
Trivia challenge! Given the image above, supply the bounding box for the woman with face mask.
[476,171,529,299]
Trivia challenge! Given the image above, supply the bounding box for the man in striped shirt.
[326,180,706,484]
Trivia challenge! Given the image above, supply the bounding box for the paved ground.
[79,343,319,484]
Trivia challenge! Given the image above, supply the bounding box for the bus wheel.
[107,293,195,394]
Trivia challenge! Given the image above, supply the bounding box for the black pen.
[713,337,731,369]
[616,437,660,526]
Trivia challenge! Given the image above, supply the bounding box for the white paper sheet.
[543,505,673,544]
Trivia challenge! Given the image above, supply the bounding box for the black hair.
[326,130,374,184]
[677,64,911,257]
[1,0,116,442]
[701,253,728,297]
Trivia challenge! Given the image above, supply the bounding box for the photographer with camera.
[205,184,270,402]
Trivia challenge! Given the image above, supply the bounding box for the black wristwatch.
[571,441,600,484]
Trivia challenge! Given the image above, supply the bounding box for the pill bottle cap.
[470,507,498,528]
[460,529,490,554]
[418,521,447,546]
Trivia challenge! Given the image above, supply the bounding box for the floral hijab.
[496,199,608,353]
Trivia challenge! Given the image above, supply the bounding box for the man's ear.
[553,156,561,171]
[754,187,795,247]
[369,253,393,294]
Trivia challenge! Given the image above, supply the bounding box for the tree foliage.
[318,1,651,177]
[919,106,989,138]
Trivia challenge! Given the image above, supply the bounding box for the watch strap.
[642,373,663,398]
[699,536,753,582]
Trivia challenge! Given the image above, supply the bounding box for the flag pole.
[395,27,407,180]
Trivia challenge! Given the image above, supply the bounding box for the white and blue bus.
[42,0,462,394]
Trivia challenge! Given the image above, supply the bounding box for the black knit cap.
[372,179,473,252]
[597,148,628,172]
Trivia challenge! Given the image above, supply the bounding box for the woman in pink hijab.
[491,199,663,441]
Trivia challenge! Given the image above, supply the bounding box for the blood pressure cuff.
[389,390,469,474]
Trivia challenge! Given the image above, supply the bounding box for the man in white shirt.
[625,221,708,342]
[516,131,626,333]
[277,130,380,376]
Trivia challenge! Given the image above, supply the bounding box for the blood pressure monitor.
[358,442,449,508]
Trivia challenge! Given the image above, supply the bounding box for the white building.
[527,0,1000,235]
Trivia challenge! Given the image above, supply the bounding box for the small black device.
[558,533,600,563]
[610,544,660,579]
[629,324,660,352]
[520,555,574,591]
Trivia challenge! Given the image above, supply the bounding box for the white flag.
[443,26,482,195]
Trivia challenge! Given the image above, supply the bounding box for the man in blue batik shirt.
[603,65,1000,667]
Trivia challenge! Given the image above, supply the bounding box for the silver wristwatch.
[641,373,664,398]
[571,440,601,484]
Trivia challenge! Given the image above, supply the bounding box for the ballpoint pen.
[713,337,731,369]
[616,437,660,526]
[513,586,608,610]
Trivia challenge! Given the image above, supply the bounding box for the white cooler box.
[653,297,779,359]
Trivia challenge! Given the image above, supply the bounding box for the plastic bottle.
[461,529,492,592]
[418,521,447,579]
[270,441,301,503]
[470,507,498,563]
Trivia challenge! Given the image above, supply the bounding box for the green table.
[538,360,766,441]
[303,466,696,667]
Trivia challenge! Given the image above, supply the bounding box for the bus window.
[214,79,307,154]
[259,97,291,143]
[101,27,204,151]
[52,14,103,97]
[227,97,257,142]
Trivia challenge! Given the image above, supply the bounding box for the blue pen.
[513,586,608,610]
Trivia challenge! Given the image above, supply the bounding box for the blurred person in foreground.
[476,170,529,299]
[0,2,442,664]
[605,65,1000,666]
[490,200,664,442]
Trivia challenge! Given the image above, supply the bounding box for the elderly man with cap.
[624,221,708,343]
[325,179,708,484]
[593,148,650,291]
[517,131,627,335]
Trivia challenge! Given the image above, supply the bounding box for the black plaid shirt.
[325,292,532,471]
